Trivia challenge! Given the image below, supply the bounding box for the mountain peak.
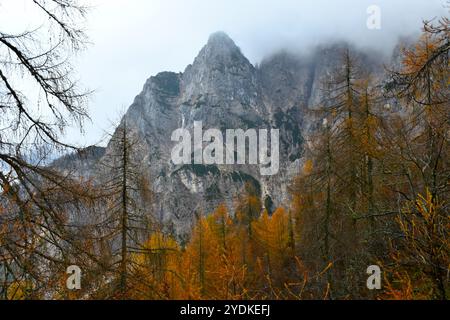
[181,31,257,105]
[206,31,236,47]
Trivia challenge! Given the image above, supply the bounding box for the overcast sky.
[1,0,448,146]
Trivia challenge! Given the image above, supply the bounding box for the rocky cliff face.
[56,32,388,237]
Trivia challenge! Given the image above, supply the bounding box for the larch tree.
[96,118,154,299]
[382,18,449,300]
[0,0,95,299]
[388,190,449,299]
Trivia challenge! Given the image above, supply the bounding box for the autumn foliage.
[1,17,448,300]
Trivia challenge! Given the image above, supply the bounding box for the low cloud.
[2,0,448,145]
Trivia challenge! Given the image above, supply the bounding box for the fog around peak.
[1,0,447,146]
